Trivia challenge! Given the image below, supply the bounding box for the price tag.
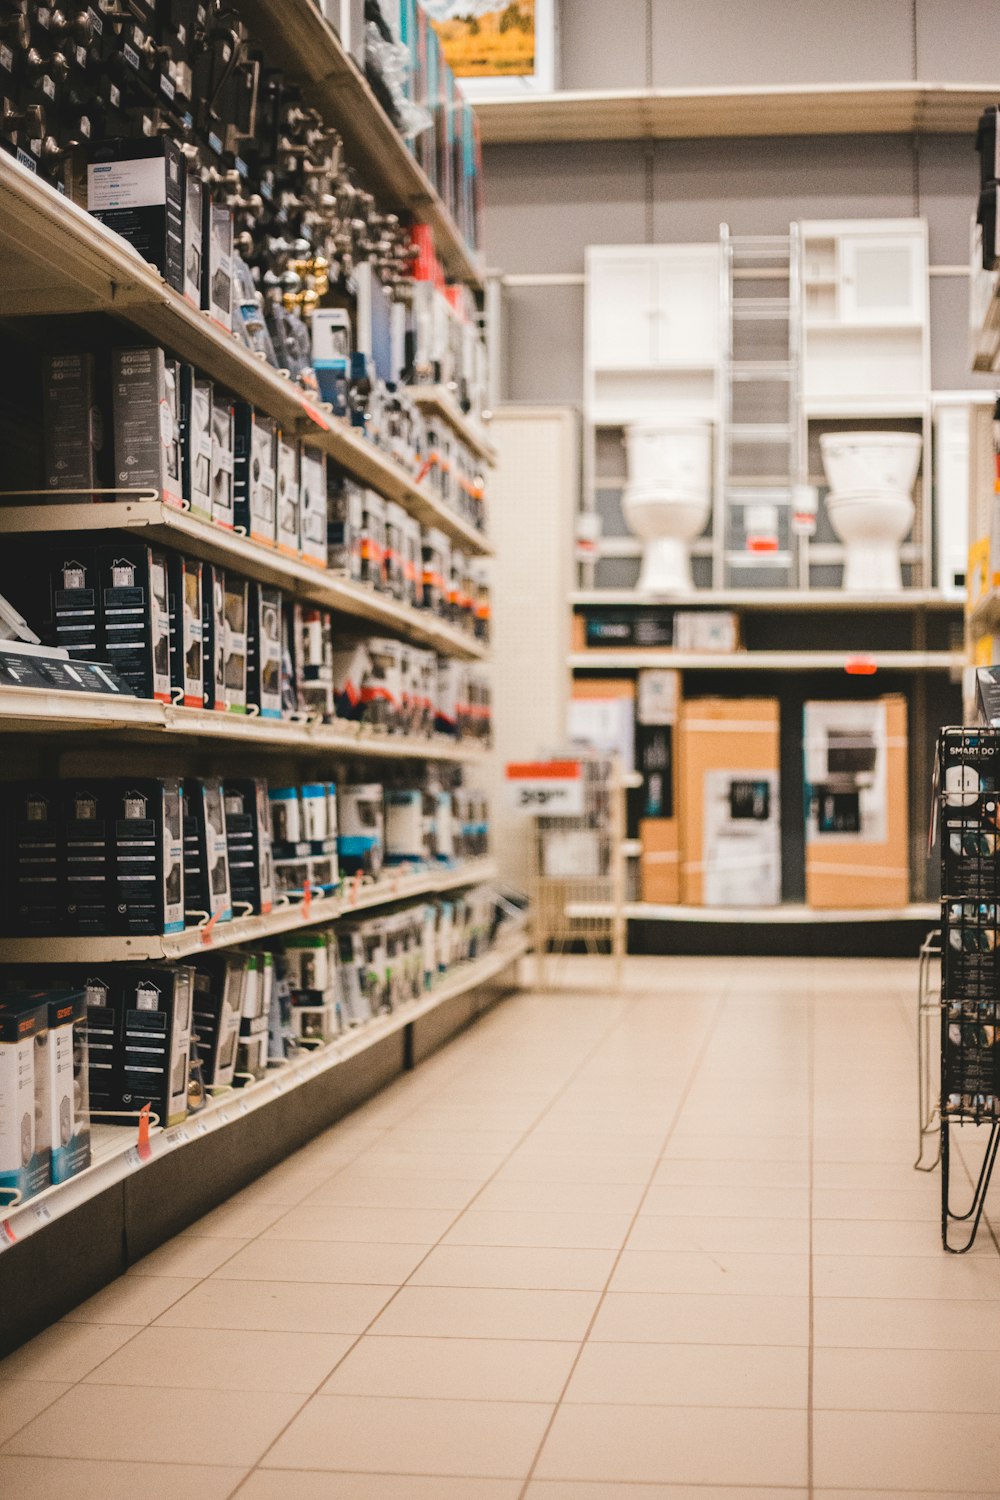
[194,1119,209,1136]
[125,1147,144,1170]
[33,1203,52,1225]
[217,1109,231,1126]
[505,761,584,817]
[168,1127,190,1146]
[238,1101,249,1116]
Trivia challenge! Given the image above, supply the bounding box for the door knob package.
[182,777,233,930]
[223,779,275,917]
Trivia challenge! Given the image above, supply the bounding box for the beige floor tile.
[812,1185,940,1221]
[652,1158,810,1187]
[627,1214,810,1255]
[442,1210,632,1251]
[179,1199,286,1239]
[663,1134,812,1162]
[610,1249,809,1297]
[533,1404,807,1486]
[324,1150,507,1181]
[154,1277,395,1334]
[590,1291,808,1346]
[0,1323,142,1383]
[262,1204,458,1244]
[517,1131,663,1157]
[61,1276,198,1326]
[378,1127,524,1154]
[814,1345,1000,1413]
[369,1284,599,1341]
[300,1177,482,1211]
[239,1473,521,1500]
[641,1184,809,1219]
[126,1236,245,1279]
[814,1295,1000,1349]
[323,1333,576,1401]
[80,1324,354,1392]
[564,1340,808,1408]
[0,1456,247,1500]
[814,1252,1000,1300]
[812,1137,918,1164]
[3,1384,303,1466]
[813,1159,940,1189]
[494,1153,654,1185]
[211,1236,428,1285]
[0,1383,71,1443]
[410,1244,616,1291]
[527,1484,807,1499]
[812,1492,994,1500]
[811,1216,971,1257]
[261,1392,553,1476]
[814,1409,1000,1490]
[472,1179,645,1214]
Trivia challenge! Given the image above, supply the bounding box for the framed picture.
[423,0,558,98]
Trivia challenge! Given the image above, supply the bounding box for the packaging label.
[88,157,166,212]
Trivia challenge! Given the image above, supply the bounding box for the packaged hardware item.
[236,953,270,1081]
[276,432,300,556]
[166,554,204,709]
[111,347,183,508]
[182,164,203,308]
[673,611,741,655]
[331,638,371,723]
[0,995,50,1202]
[203,202,234,330]
[338,783,384,879]
[191,953,246,1091]
[63,781,112,935]
[294,605,334,721]
[246,582,283,719]
[182,778,233,928]
[42,353,107,495]
[269,785,310,901]
[385,788,426,866]
[568,678,636,772]
[234,407,277,545]
[180,367,213,520]
[98,544,172,702]
[99,964,193,1129]
[223,780,275,917]
[636,669,681,903]
[201,563,227,712]
[222,573,248,713]
[298,445,328,568]
[49,550,100,661]
[5,783,61,935]
[210,391,235,529]
[939,727,1000,900]
[328,475,365,579]
[43,991,91,1185]
[110,779,185,936]
[88,137,185,294]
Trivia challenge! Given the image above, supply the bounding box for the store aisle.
[1,954,998,1499]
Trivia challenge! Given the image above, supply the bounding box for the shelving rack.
[0,0,512,1347]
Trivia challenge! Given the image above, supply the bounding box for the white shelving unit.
[569,649,962,672]
[564,900,937,925]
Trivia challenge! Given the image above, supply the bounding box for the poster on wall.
[423,0,557,98]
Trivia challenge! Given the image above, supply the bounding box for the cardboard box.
[201,563,226,712]
[181,367,213,520]
[111,347,183,508]
[5,783,62,934]
[640,818,680,905]
[50,549,100,661]
[234,407,277,545]
[569,678,635,772]
[0,996,50,1201]
[114,964,193,1129]
[804,695,909,909]
[42,353,106,495]
[210,391,235,530]
[110,779,185,936]
[44,991,91,1184]
[276,432,300,556]
[299,445,328,568]
[62,782,112,935]
[246,582,283,720]
[98,543,172,703]
[182,778,233,928]
[167,554,204,709]
[679,697,781,907]
[222,573,248,714]
[191,953,247,1090]
[223,779,274,917]
[88,138,185,295]
[203,202,234,331]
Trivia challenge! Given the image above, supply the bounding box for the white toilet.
[819,431,922,592]
[621,421,713,594]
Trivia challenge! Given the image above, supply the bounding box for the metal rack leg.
[942,1117,1000,1253]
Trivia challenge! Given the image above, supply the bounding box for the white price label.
[168,1127,190,1146]
[33,1203,52,1225]
[125,1147,143,1170]
[194,1119,209,1136]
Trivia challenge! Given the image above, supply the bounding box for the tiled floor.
[3,952,1000,1499]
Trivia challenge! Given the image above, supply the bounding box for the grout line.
[516,981,732,1499]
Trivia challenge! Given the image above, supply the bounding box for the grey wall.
[484,0,1000,403]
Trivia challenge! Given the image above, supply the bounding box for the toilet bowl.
[621,421,713,594]
[819,431,922,594]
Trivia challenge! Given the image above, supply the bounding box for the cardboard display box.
[636,670,681,905]
[568,677,635,773]
[679,697,781,908]
[804,695,909,909]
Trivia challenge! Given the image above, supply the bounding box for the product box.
[296,605,334,721]
[299,445,328,569]
[943,900,1000,1006]
[166,553,204,708]
[236,954,270,1081]
[182,165,203,308]
[222,573,248,713]
[328,475,365,579]
[939,727,1000,901]
[210,391,235,529]
[673,611,741,655]
[97,543,172,703]
[679,697,781,907]
[81,973,117,1117]
[191,953,247,1089]
[182,778,233,928]
[636,671,680,902]
[584,612,673,650]
[338,783,384,879]
[569,678,636,772]
[246,582,283,719]
[180,367,213,520]
[385,788,426,866]
[5,783,62,935]
[301,782,339,895]
[234,407,277,545]
[223,779,274,916]
[276,433,301,556]
[49,550,101,661]
[111,347,183,508]
[44,990,91,1184]
[201,563,227,712]
[203,202,234,331]
[112,964,193,1128]
[110,778,185,935]
[62,782,112,935]
[270,786,311,901]
[0,996,50,1202]
[803,695,909,909]
[41,353,106,495]
[88,137,185,294]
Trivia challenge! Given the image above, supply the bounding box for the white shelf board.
[565,901,938,924]
[569,588,962,611]
[803,398,930,418]
[408,388,497,466]
[0,859,499,964]
[0,156,490,558]
[0,500,487,662]
[569,650,962,672]
[474,82,1000,144]
[0,930,527,1247]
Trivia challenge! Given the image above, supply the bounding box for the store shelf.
[569,588,962,611]
[0,499,487,661]
[565,900,938,924]
[0,859,498,965]
[233,0,483,289]
[0,156,490,559]
[569,650,962,671]
[408,388,497,466]
[474,82,1000,144]
[0,928,527,1249]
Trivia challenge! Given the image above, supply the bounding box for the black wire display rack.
[932,728,1000,1252]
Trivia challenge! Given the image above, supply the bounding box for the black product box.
[281,599,302,716]
[50,549,100,661]
[203,202,234,330]
[939,729,1000,900]
[180,366,213,520]
[62,782,112,935]
[5,783,61,935]
[97,543,172,702]
[636,724,673,820]
[183,164,203,308]
[585,612,674,649]
[191,952,246,1090]
[81,973,118,1116]
[977,668,1000,728]
[299,445,328,568]
[942,900,1000,1004]
[112,963,194,1128]
[41,353,107,495]
[222,573,248,714]
[223,779,275,916]
[167,553,204,708]
[211,390,235,529]
[88,138,185,295]
[201,563,226,711]
[276,432,300,556]
[246,582,283,720]
[110,779,185,936]
[234,407,277,545]
[977,105,1000,188]
[236,954,270,1082]
[111,347,183,508]
[182,777,233,928]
